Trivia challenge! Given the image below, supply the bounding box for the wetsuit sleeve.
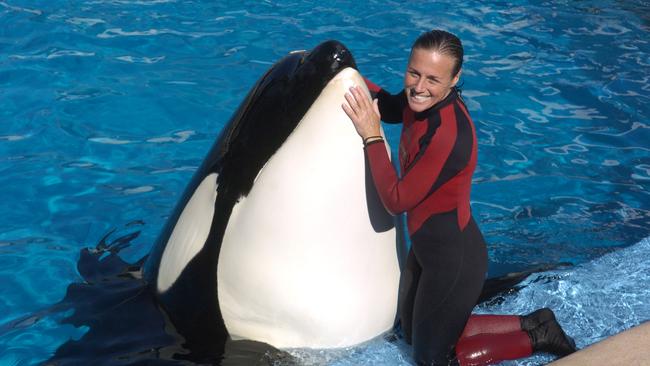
[363,77,406,124]
[364,106,459,215]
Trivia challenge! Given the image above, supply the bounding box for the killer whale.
[143,40,400,356]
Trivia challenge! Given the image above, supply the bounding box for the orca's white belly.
[217,68,400,349]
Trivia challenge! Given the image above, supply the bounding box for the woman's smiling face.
[403,48,461,112]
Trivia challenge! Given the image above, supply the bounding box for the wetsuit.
[364,79,535,365]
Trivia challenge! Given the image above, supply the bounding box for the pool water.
[1,0,649,365]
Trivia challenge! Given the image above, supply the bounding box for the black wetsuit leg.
[405,211,488,365]
[397,245,421,345]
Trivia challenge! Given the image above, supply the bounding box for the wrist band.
[363,135,383,144]
[363,136,384,147]
[364,138,384,148]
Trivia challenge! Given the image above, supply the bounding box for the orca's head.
[294,40,357,88]
[305,40,357,75]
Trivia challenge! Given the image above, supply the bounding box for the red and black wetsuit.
[363,80,571,366]
[364,78,501,365]
[364,78,488,364]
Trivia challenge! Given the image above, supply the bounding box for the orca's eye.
[333,48,348,63]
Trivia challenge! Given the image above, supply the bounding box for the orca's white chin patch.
[157,173,218,293]
[217,68,399,349]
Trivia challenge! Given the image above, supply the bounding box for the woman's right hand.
[342,85,382,140]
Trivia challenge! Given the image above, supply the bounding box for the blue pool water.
[1,0,649,365]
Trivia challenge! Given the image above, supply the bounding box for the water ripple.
[0,135,30,141]
[0,1,41,15]
[115,55,165,64]
[97,27,232,39]
[10,49,95,60]
[529,96,607,120]
[573,134,650,152]
[65,17,105,26]
[146,130,195,143]
[86,0,176,5]
[632,165,650,181]
[88,137,134,145]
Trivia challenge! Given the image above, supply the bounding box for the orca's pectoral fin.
[78,221,146,282]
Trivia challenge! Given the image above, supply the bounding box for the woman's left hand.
[342,85,382,139]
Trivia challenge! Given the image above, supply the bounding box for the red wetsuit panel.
[365,77,382,94]
[460,314,522,338]
[456,331,532,366]
[363,85,477,234]
[456,314,533,365]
